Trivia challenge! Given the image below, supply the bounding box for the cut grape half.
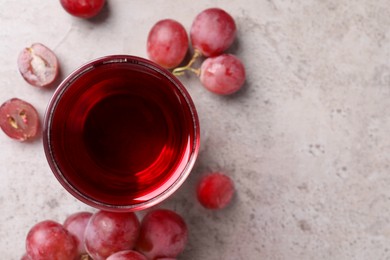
[0,98,40,141]
[17,43,59,88]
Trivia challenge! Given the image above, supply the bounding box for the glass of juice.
[43,55,200,212]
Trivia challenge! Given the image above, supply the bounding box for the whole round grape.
[0,98,40,141]
[26,220,78,260]
[60,0,105,18]
[190,8,236,57]
[197,172,235,209]
[136,209,188,259]
[147,19,189,69]
[84,210,140,260]
[200,54,246,95]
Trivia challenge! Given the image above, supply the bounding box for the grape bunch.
[147,8,246,95]
[23,209,188,260]
[21,171,235,259]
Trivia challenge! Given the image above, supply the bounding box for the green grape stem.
[172,49,202,76]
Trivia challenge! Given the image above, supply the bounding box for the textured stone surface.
[1,0,390,259]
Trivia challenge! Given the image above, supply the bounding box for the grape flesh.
[25,220,78,260]
[0,98,40,141]
[106,250,147,260]
[60,0,105,18]
[190,8,236,57]
[63,211,92,255]
[136,209,188,259]
[84,210,140,260]
[197,172,235,209]
[147,19,189,69]
[17,43,59,88]
[200,54,246,95]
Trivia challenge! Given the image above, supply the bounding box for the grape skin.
[136,209,188,259]
[84,210,140,260]
[200,54,246,95]
[63,211,93,256]
[106,250,147,260]
[190,8,237,57]
[60,0,106,18]
[147,19,189,69]
[25,220,78,260]
[197,172,235,209]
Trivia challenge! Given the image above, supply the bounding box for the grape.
[200,54,246,95]
[20,254,30,260]
[197,172,235,209]
[63,211,93,255]
[25,220,78,260]
[0,98,40,141]
[60,0,106,18]
[17,43,59,88]
[190,8,236,57]
[136,209,188,259]
[84,210,140,260]
[106,250,147,260]
[147,19,189,69]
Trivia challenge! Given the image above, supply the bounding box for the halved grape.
[200,54,246,95]
[197,172,235,209]
[136,209,188,259]
[147,19,189,69]
[26,220,78,260]
[106,250,147,260]
[0,98,40,141]
[190,8,236,57]
[17,43,59,88]
[63,211,93,256]
[84,210,140,260]
[60,0,106,18]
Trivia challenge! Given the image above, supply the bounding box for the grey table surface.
[1,0,390,259]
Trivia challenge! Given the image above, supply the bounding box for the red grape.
[197,172,235,209]
[0,98,40,141]
[106,250,147,260]
[136,209,188,259]
[147,19,189,69]
[25,220,78,260]
[200,54,246,95]
[17,43,59,88]
[190,8,236,57]
[63,211,93,255]
[84,210,140,260]
[60,0,105,18]
[20,254,30,260]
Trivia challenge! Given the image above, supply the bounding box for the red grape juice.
[43,56,200,211]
